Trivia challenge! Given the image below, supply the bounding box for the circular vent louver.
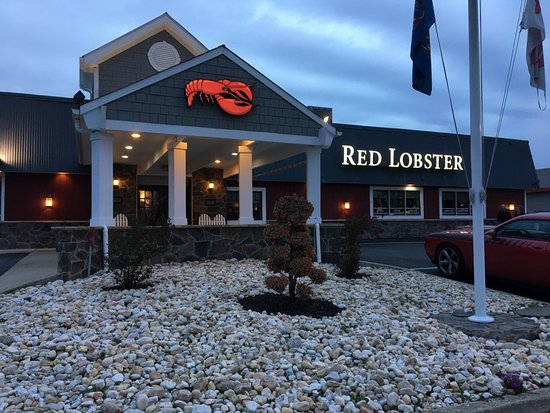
[147,41,181,72]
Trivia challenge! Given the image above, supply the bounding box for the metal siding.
[253,124,538,190]
[0,92,88,173]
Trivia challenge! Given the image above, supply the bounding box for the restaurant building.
[0,13,539,230]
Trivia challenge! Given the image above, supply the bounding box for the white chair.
[212,214,226,225]
[198,214,210,225]
[114,213,129,227]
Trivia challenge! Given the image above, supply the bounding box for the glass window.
[497,219,550,240]
[253,191,263,221]
[373,190,389,215]
[226,189,264,222]
[226,191,239,221]
[139,190,159,211]
[441,190,471,216]
[405,191,421,215]
[372,188,422,217]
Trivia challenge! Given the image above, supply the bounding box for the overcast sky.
[1,0,549,169]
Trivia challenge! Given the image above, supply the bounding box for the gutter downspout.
[103,225,109,271]
[315,222,322,264]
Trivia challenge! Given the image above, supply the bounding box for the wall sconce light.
[343,201,351,210]
[113,179,120,187]
[208,181,215,191]
[45,196,53,207]
[508,203,515,211]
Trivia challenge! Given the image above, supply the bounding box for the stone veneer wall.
[54,226,104,281]
[113,164,137,225]
[192,168,226,224]
[55,219,491,280]
[0,222,87,249]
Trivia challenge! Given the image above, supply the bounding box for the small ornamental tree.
[263,195,327,300]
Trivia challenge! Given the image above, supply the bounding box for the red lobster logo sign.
[185,79,254,116]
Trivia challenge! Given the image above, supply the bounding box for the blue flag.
[411,0,435,95]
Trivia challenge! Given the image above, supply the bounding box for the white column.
[168,141,188,225]
[306,147,322,224]
[90,132,115,227]
[238,145,254,224]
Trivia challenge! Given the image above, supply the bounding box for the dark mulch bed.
[239,293,344,318]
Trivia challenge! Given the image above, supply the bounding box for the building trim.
[105,119,324,145]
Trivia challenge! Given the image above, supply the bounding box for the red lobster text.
[185,79,254,116]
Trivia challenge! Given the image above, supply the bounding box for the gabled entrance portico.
[74,42,337,227]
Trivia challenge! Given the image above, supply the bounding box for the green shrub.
[106,224,170,289]
[264,195,327,300]
[337,215,381,278]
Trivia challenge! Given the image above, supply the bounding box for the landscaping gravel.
[0,259,549,412]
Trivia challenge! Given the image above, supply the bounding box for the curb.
[1,274,62,294]
[432,386,550,413]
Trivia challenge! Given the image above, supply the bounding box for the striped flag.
[521,0,546,93]
[411,0,436,95]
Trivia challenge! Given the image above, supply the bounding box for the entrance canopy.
[72,14,337,226]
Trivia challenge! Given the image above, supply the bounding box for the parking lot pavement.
[360,240,549,303]
[0,252,29,276]
[360,240,437,272]
[0,249,59,294]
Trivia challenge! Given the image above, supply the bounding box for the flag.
[521,0,546,92]
[411,0,436,95]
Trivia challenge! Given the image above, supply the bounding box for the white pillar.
[306,147,322,224]
[467,0,493,324]
[238,145,254,224]
[90,132,115,227]
[168,141,188,225]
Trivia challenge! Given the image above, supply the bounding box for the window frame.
[370,186,424,220]
[439,188,473,219]
[226,186,267,224]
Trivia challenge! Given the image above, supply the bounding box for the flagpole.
[467,0,494,324]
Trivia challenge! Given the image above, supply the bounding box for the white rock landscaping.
[0,259,548,412]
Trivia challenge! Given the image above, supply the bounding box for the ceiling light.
[231,152,238,156]
[125,146,133,150]
[122,155,129,159]
[214,159,221,164]
[131,133,141,138]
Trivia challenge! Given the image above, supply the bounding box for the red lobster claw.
[185,79,254,116]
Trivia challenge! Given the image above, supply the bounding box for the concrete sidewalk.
[0,249,60,293]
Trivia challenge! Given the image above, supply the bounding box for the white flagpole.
[467,0,494,323]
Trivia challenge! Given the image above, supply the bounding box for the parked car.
[424,212,550,289]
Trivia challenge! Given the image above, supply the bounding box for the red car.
[425,212,550,289]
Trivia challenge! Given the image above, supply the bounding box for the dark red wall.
[321,183,370,220]
[486,189,525,218]
[5,172,91,221]
[259,181,306,220]
[423,187,439,219]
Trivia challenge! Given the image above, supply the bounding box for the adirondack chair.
[114,213,129,227]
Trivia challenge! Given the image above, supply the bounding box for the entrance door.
[138,186,168,225]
